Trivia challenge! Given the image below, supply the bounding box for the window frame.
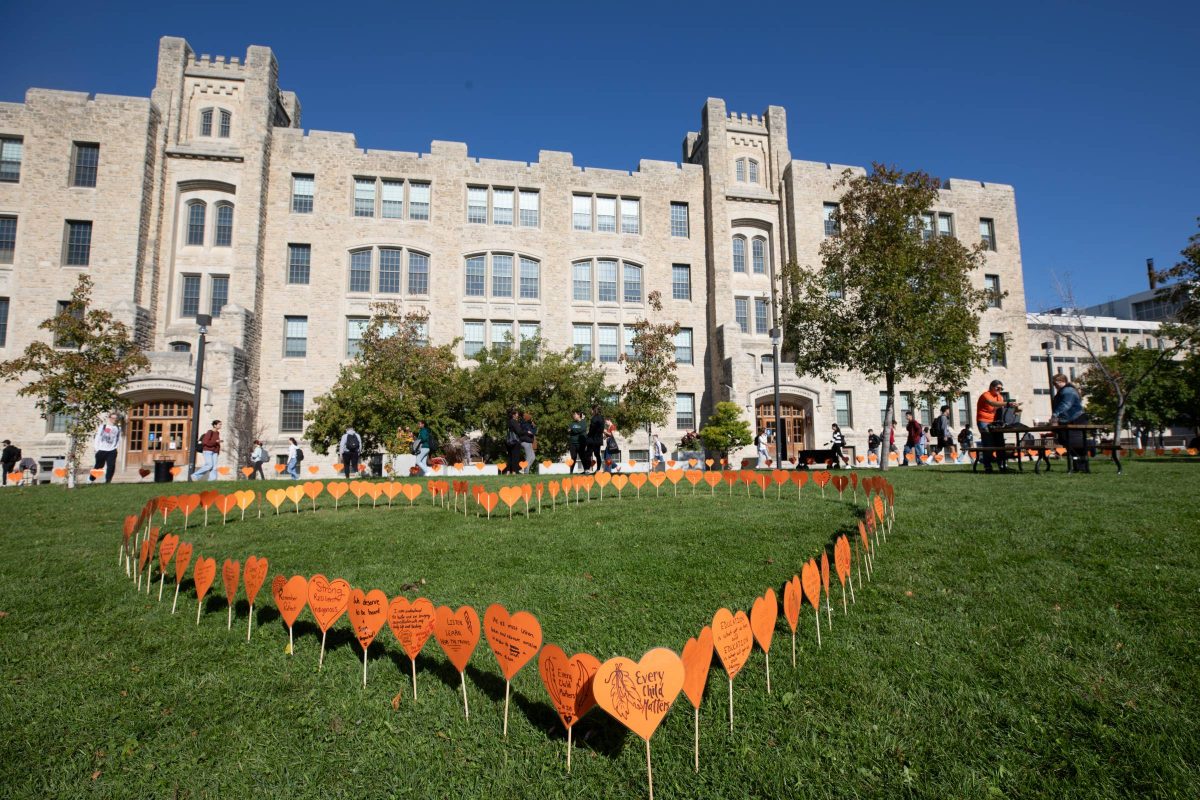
[670,202,689,238]
[675,393,696,430]
[213,202,234,247]
[279,390,305,433]
[672,264,691,301]
[287,243,311,285]
[64,220,93,266]
[209,274,229,318]
[291,174,314,214]
[674,328,693,364]
[283,315,308,358]
[980,217,996,251]
[834,390,852,427]
[185,201,206,247]
[0,216,16,265]
[180,274,201,319]
[732,235,746,273]
[751,236,766,274]
[0,136,22,183]
[70,142,99,188]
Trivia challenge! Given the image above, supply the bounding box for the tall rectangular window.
[0,137,22,183]
[597,260,617,303]
[573,324,592,362]
[465,256,486,297]
[623,263,642,303]
[672,264,691,301]
[732,237,746,272]
[349,250,372,292]
[902,392,915,418]
[675,328,693,364]
[378,248,402,293]
[598,324,619,363]
[823,202,839,236]
[467,186,488,224]
[957,393,970,428]
[408,251,429,295]
[354,178,376,217]
[572,261,592,301]
[491,320,513,352]
[0,297,8,347]
[0,216,16,264]
[921,213,934,241]
[989,332,1007,367]
[834,391,852,427]
[346,317,367,358]
[980,218,996,251]
[519,322,540,344]
[492,188,513,226]
[408,182,430,220]
[624,326,638,361]
[735,298,749,334]
[675,393,695,430]
[71,143,99,187]
[519,257,539,299]
[381,180,404,219]
[519,190,539,227]
[596,197,617,233]
[64,220,92,266]
[463,321,485,357]
[670,202,689,237]
[284,316,308,357]
[880,391,890,426]
[1101,335,1108,352]
[180,275,201,318]
[280,390,304,432]
[288,244,311,285]
[491,254,513,297]
[620,198,640,234]
[752,237,766,274]
[291,174,314,213]
[214,204,233,247]
[573,195,592,231]
[919,397,932,427]
[210,275,228,317]
[984,274,1001,308]
[937,213,954,238]
[755,298,769,334]
[218,110,231,138]
[186,201,206,246]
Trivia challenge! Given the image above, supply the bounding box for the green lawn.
[1,460,1198,799]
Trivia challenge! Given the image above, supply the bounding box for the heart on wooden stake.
[783,575,801,631]
[222,559,240,604]
[285,485,305,505]
[593,648,685,741]
[215,494,238,515]
[243,556,268,605]
[681,626,714,708]
[241,467,254,478]
[484,604,543,680]
[434,605,480,672]
[711,608,753,679]
[308,574,351,632]
[801,559,821,609]
[478,492,499,514]
[157,533,179,571]
[193,556,217,601]
[174,543,193,584]
[401,483,422,503]
[54,467,68,478]
[272,575,308,627]
[835,536,851,585]
[498,486,522,509]
[750,588,778,653]
[348,588,388,650]
[538,645,601,728]
[387,596,436,660]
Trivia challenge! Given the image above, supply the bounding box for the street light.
[187,313,212,481]
[770,327,786,463]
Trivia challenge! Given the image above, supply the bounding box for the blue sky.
[3,0,1196,310]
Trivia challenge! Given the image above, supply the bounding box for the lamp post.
[1041,340,1055,422]
[770,327,786,463]
[187,313,212,482]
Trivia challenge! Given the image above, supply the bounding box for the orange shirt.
[976,390,1005,424]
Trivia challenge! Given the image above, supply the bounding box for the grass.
[1,460,1198,799]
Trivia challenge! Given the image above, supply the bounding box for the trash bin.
[154,459,175,483]
[368,453,384,478]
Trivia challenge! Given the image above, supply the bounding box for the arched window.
[199,109,213,137]
[218,110,231,138]
[732,235,746,273]
[214,203,233,247]
[752,236,766,273]
[748,159,759,183]
[186,200,206,246]
[169,341,192,353]
[735,159,746,182]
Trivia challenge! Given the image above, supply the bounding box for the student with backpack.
[933,406,954,457]
[250,440,269,480]
[286,437,302,479]
[192,420,222,481]
[1,439,20,486]
[339,427,362,478]
[414,420,434,475]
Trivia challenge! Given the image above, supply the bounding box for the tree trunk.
[1112,404,1126,471]
[66,432,78,489]
[880,372,895,471]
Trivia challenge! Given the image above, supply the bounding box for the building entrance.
[126,400,193,468]
[755,398,808,458]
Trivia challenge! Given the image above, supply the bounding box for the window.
[621,198,640,234]
[732,236,746,272]
[409,182,430,220]
[492,254,513,297]
[984,274,1001,308]
[414,320,429,346]
[573,195,592,231]
[596,197,617,233]
[185,201,206,246]
[519,322,540,345]
[210,275,228,317]
[280,390,304,432]
[218,110,231,138]
[467,187,487,224]
[937,213,954,238]
[284,316,308,357]
[572,261,592,301]
[989,332,1007,367]
[62,220,92,266]
[1066,338,1073,351]
[624,327,638,361]
[346,317,367,358]
[834,391,852,427]
[52,300,81,348]
[519,257,539,299]
[755,298,770,334]
[675,393,695,430]
[354,179,376,217]
[1069,367,1077,380]
[879,392,890,426]
[71,143,99,187]
[980,218,996,251]
[573,324,592,362]
[823,203,839,237]
[1101,335,1108,352]
[291,174,314,213]
[623,263,643,304]
[408,252,429,295]
[920,213,934,241]
[671,264,691,301]
[748,159,759,183]
[597,260,617,303]
[0,137,22,182]
[214,203,233,247]
[47,412,70,433]
[735,159,745,182]
[735,298,749,334]
[752,237,766,274]
[169,340,191,353]
[349,249,372,292]
[288,244,311,285]
[199,109,213,137]
[670,202,689,237]
[465,256,486,297]
[901,392,915,419]
[492,188,513,226]
[378,248,402,294]
[464,321,485,357]
[0,216,15,264]
[761,354,773,373]
[0,297,7,347]
[491,321,513,352]
[675,328,693,364]
[180,275,201,318]
[381,180,404,219]
[519,190,539,227]
[919,397,932,428]
[598,325,619,363]
[957,393,970,427]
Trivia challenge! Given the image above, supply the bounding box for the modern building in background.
[0,37,1032,478]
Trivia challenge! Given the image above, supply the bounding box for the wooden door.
[126,400,193,465]
[756,401,807,456]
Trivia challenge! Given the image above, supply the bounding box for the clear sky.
[3,0,1196,310]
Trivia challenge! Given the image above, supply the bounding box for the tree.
[0,274,148,488]
[1173,351,1200,439]
[1153,216,1200,349]
[305,305,463,456]
[612,291,680,437]
[780,164,992,470]
[1077,346,1192,446]
[698,401,754,458]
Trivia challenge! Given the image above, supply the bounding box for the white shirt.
[94,423,120,452]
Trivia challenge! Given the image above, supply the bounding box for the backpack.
[428,431,438,454]
[345,434,360,455]
[295,448,304,462]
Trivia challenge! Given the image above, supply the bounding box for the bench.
[967,444,1057,473]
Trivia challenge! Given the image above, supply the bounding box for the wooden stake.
[196,599,202,625]
[728,678,734,732]
[319,631,327,669]
[842,583,848,615]
[410,656,418,700]
[460,671,470,719]
[288,625,294,655]
[227,604,233,630]
[814,608,822,648]
[646,739,654,800]
[826,595,833,630]
[765,651,771,695]
[362,645,368,687]
[849,571,857,605]
[246,605,254,641]
[791,631,796,668]
[693,706,700,772]
[503,680,511,737]
[171,584,180,614]
[567,725,573,773]
[158,574,165,602]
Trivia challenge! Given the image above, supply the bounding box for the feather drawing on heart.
[604,662,642,721]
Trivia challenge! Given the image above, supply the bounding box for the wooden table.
[987,424,1109,474]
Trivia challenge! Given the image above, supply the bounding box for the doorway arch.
[754,394,814,457]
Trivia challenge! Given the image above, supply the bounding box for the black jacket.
[519,420,537,444]
[587,414,605,444]
[1,445,19,464]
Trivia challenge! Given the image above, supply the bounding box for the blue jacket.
[1052,384,1084,423]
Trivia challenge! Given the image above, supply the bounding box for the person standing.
[504,408,523,475]
[90,413,122,483]
[192,420,222,481]
[519,412,537,473]
[976,379,1018,473]
[828,423,849,468]
[866,429,881,462]
[902,411,923,466]
[250,439,269,480]
[933,406,954,457]
[585,405,605,474]
[603,423,621,472]
[651,432,668,471]
[567,411,586,473]
[339,426,362,478]
[755,427,769,468]
[286,437,301,479]
[1,439,19,486]
[414,420,432,475]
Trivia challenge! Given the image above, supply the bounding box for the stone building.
[0,37,1033,477]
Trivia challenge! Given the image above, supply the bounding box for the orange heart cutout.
[750,588,778,653]
[518,460,528,470]
[303,481,324,500]
[157,533,179,571]
[593,648,685,741]
[595,471,611,488]
[647,472,666,488]
[629,473,647,489]
[704,472,721,488]
[475,463,485,471]
[723,471,737,486]
[835,536,851,585]
[387,596,436,660]
[199,490,219,508]
[178,494,201,517]
[520,483,532,502]
[498,485,522,508]
[538,644,602,728]
[236,490,255,511]
[333,463,344,472]
[688,458,698,467]
[934,453,944,463]
[542,460,552,469]
[285,485,305,505]
[611,474,628,492]
[401,483,422,503]
[217,466,230,476]
[265,489,286,510]
[382,482,402,501]
[89,469,105,480]
[54,467,68,478]
[243,555,268,605]
[434,605,481,672]
[685,469,702,486]
[308,574,351,632]
[138,539,151,573]
[772,469,788,485]
[193,556,217,601]
[874,495,885,523]
[705,458,714,468]
[478,492,499,514]
[855,455,864,463]
[681,626,714,709]
[272,574,308,627]
[274,463,286,473]
[215,494,237,515]
[367,482,384,501]
[307,464,319,475]
[326,482,350,501]
[820,551,831,595]
[547,480,560,498]
[783,575,801,632]
[222,559,240,603]
[348,588,389,650]
[665,469,683,485]
[174,542,193,584]
[667,460,676,468]
[484,603,543,681]
[240,466,254,478]
[626,459,636,468]
[711,608,753,680]
[801,559,821,609]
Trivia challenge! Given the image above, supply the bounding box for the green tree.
[612,291,680,437]
[697,401,754,458]
[305,305,463,456]
[1174,351,1200,439]
[0,274,148,488]
[780,164,992,470]
[1078,345,1193,444]
[1153,216,1200,349]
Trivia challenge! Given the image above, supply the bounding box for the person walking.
[286,437,301,479]
[585,405,605,474]
[504,409,523,475]
[250,439,268,480]
[977,379,1019,473]
[519,412,537,473]
[339,426,362,478]
[414,420,433,475]
[1,439,19,486]
[192,420,222,481]
[827,423,850,468]
[651,432,668,472]
[90,413,122,483]
[755,427,769,468]
[866,429,881,462]
[567,411,586,473]
[603,423,621,472]
[902,411,923,466]
[933,406,954,458]
[957,425,975,453]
